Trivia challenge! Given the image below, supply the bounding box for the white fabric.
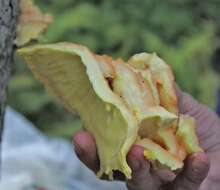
[1,107,127,190]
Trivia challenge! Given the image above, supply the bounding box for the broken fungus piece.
[16,0,53,46]
[18,42,202,179]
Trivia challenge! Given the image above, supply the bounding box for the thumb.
[170,152,210,190]
[73,131,99,172]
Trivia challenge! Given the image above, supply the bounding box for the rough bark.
[0,0,20,175]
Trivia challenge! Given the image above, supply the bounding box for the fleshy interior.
[18,43,203,179]
[96,52,202,170]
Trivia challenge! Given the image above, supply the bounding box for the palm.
[177,90,220,190]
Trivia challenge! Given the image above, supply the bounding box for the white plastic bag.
[1,107,126,190]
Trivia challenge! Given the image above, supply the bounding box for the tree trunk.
[0,0,19,174]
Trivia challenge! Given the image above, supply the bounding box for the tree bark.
[0,0,19,175]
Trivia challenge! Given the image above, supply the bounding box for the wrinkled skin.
[73,88,220,190]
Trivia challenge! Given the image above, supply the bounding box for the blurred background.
[9,0,220,139]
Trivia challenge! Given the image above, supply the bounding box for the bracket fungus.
[18,43,202,179]
[16,0,53,46]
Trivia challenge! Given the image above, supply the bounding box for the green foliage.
[9,0,220,138]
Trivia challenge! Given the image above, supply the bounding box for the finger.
[155,169,176,183]
[175,85,220,151]
[175,84,202,115]
[72,131,99,172]
[170,152,210,190]
[73,131,126,181]
[126,145,161,190]
[175,85,215,121]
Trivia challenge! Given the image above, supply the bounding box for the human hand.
[73,88,220,190]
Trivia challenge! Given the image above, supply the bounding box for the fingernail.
[191,153,210,175]
[192,159,200,173]
[73,141,84,157]
[129,158,141,172]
